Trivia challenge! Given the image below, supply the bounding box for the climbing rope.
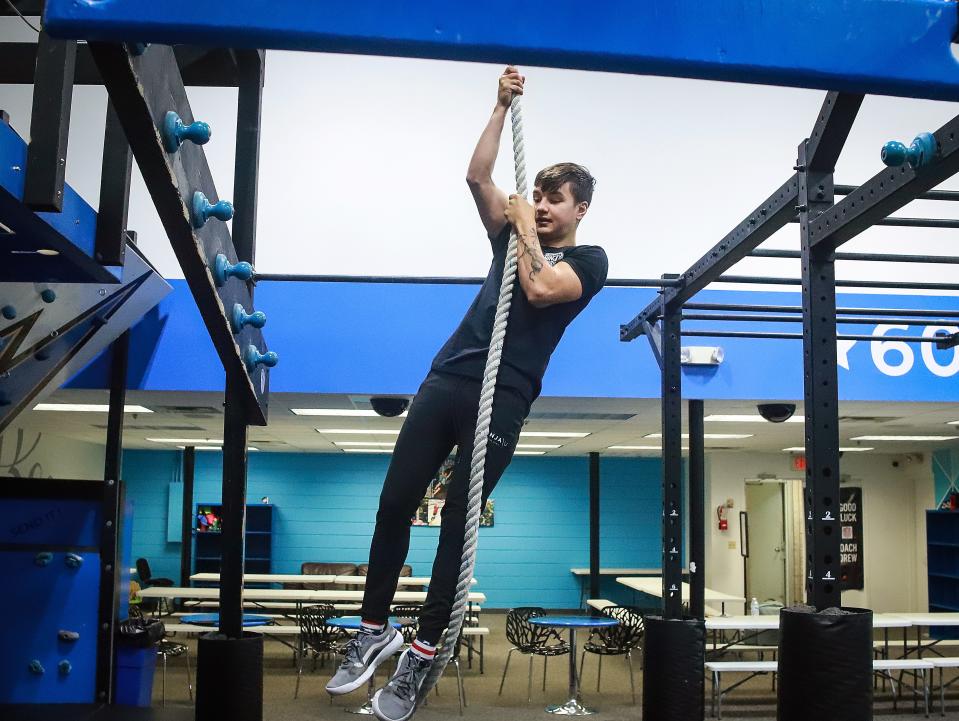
[419,92,527,699]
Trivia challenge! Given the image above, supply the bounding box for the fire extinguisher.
[716,505,728,531]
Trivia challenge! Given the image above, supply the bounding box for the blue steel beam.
[43,0,959,100]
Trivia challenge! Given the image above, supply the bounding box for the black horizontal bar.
[682,330,951,342]
[254,273,681,287]
[835,184,959,202]
[789,216,959,229]
[751,249,959,264]
[683,313,955,326]
[716,275,959,291]
[685,302,959,319]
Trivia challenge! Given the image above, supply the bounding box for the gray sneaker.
[371,649,434,721]
[326,627,404,696]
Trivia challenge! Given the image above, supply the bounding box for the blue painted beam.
[44,0,959,100]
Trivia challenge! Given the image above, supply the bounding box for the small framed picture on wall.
[412,450,495,527]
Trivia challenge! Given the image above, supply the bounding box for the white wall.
[3,18,959,290]
[0,423,105,480]
[706,451,933,613]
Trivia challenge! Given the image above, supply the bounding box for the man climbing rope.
[326,66,608,721]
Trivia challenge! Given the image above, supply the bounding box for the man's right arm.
[466,66,524,239]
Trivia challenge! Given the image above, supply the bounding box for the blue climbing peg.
[231,303,267,333]
[2,305,16,320]
[28,660,44,675]
[881,132,938,170]
[243,344,278,374]
[40,289,56,303]
[162,111,212,153]
[212,253,255,287]
[58,660,72,675]
[64,553,83,569]
[191,191,233,229]
[34,551,52,566]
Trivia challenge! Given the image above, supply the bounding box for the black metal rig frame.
[2,5,268,664]
[621,90,959,619]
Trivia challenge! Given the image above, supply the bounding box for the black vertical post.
[798,140,842,610]
[219,373,249,639]
[96,478,122,703]
[661,307,683,619]
[231,49,264,264]
[103,336,128,485]
[95,101,133,266]
[180,446,196,587]
[688,399,705,620]
[588,452,600,605]
[24,31,77,212]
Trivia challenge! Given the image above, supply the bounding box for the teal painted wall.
[121,450,663,609]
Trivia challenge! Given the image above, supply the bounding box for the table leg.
[546,628,595,715]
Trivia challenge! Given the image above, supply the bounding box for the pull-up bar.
[681,329,957,343]
[684,302,959,319]
[834,184,959,202]
[682,313,956,327]
[750,249,959,264]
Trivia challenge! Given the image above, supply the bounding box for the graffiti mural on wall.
[0,428,50,478]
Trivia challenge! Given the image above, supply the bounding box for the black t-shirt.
[431,225,608,403]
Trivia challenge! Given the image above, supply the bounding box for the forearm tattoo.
[518,232,544,282]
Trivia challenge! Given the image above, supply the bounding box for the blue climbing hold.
[191,191,233,229]
[58,660,72,675]
[28,660,44,675]
[881,132,938,170]
[243,344,278,374]
[40,289,56,303]
[231,303,267,333]
[212,253,255,287]
[162,111,212,153]
[64,553,83,569]
[34,551,52,566]
[2,305,16,320]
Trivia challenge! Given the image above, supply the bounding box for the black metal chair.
[157,638,193,706]
[390,604,422,645]
[295,604,348,699]
[498,607,569,703]
[580,605,645,704]
[135,558,175,615]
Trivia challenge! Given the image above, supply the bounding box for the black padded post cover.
[777,606,873,721]
[642,615,705,721]
[196,632,263,721]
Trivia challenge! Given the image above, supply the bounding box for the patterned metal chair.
[580,605,645,704]
[390,603,423,645]
[498,607,569,703]
[294,604,349,699]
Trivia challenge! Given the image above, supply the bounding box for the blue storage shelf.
[194,503,273,576]
[927,511,959,639]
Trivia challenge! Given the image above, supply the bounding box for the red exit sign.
[791,454,807,471]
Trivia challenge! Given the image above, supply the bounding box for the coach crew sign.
[840,487,864,590]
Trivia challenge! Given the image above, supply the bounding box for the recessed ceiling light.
[36,248,60,256]
[608,445,690,451]
[849,435,958,441]
[176,445,259,452]
[343,448,393,453]
[782,446,873,452]
[516,444,561,449]
[705,414,804,423]
[292,408,407,417]
[333,441,396,447]
[519,431,590,438]
[34,403,153,413]
[514,451,546,455]
[316,428,402,435]
[147,437,223,444]
[644,433,753,440]
[947,421,959,425]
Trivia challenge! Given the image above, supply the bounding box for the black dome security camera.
[370,397,410,417]
[757,403,796,423]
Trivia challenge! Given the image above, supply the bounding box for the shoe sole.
[326,632,404,696]
[371,688,416,721]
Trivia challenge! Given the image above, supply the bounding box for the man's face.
[533,181,587,243]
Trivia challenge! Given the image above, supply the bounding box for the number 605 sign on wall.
[868,324,959,377]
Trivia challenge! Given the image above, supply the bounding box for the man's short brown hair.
[535,163,596,206]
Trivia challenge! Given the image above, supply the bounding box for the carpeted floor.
[152,612,957,720]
